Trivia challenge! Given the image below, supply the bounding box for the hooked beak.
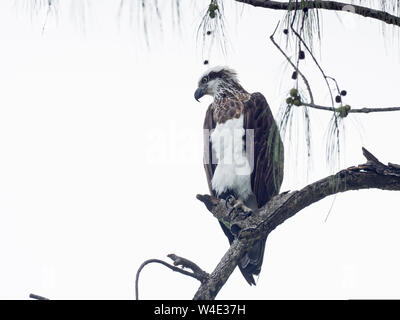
[194,86,207,102]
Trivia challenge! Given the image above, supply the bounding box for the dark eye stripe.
[208,71,223,80]
[201,70,223,84]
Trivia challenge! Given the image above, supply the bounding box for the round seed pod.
[290,88,298,97]
[209,3,218,11]
[339,105,351,118]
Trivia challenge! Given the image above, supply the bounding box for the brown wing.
[243,92,284,207]
[203,103,217,196]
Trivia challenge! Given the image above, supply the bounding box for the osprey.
[194,66,284,285]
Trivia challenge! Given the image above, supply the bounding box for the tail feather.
[217,192,267,286]
[238,194,266,285]
[238,238,266,286]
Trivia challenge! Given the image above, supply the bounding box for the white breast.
[210,114,252,200]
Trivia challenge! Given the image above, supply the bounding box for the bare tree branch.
[236,0,400,27]
[193,147,400,300]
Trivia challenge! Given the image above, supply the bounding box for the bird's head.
[194,66,239,101]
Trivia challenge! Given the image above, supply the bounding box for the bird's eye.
[202,76,208,84]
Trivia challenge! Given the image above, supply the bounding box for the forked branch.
[134,148,400,300]
[194,147,400,299]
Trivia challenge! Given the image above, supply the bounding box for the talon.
[228,207,238,220]
[228,207,234,218]
[225,195,236,209]
[227,198,253,220]
[240,210,253,219]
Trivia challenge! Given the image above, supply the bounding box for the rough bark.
[194,148,400,300]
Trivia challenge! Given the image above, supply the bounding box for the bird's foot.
[225,194,237,209]
[226,198,253,221]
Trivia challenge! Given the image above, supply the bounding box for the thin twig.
[270,21,314,104]
[348,107,400,114]
[289,4,335,109]
[303,103,400,114]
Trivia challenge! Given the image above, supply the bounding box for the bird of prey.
[194,66,284,285]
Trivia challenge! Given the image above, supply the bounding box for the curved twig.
[135,255,209,300]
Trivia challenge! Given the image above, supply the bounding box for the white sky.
[0,0,400,299]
